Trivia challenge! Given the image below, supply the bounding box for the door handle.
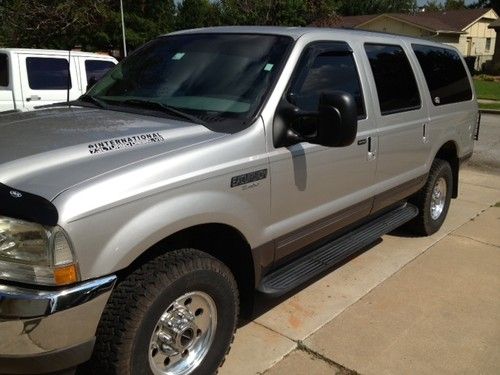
[367,136,376,161]
[26,95,41,102]
[422,123,429,144]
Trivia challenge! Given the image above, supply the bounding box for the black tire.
[408,158,453,236]
[88,249,239,375]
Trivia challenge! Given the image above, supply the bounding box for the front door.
[269,41,377,263]
[0,53,15,112]
[18,54,80,110]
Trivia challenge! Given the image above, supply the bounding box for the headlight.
[0,216,79,286]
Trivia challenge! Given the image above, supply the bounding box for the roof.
[330,8,496,33]
[169,26,460,50]
[0,48,115,59]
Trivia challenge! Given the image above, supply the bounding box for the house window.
[485,38,491,52]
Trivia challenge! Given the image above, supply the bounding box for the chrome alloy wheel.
[148,291,217,375]
[430,177,447,220]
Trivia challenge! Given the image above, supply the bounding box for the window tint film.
[0,54,8,87]
[26,57,71,90]
[365,44,421,115]
[291,49,365,117]
[412,44,472,106]
[85,60,115,85]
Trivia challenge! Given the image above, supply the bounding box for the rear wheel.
[408,158,453,236]
[89,248,238,375]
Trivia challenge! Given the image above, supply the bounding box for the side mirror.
[273,91,358,148]
[316,91,358,147]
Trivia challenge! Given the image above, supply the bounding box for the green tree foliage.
[219,0,337,26]
[469,0,500,13]
[424,0,444,11]
[337,0,417,16]
[0,0,433,52]
[0,0,176,51]
[175,0,221,29]
[444,0,466,9]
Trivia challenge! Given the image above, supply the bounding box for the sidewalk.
[220,168,500,375]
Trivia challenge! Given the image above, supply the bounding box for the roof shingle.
[328,8,495,33]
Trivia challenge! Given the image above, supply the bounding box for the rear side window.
[365,44,421,115]
[85,60,115,85]
[290,46,366,118]
[26,57,71,90]
[412,44,472,106]
[0,54,8,87]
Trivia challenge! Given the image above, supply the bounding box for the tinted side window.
[0,54,8,87]
[365,44,421,115]
[291,49,365,117]
[26,57,71,90]
[85,60,115,85]
[412,44,472,106]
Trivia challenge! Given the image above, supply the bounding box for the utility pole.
[120,0,127,57]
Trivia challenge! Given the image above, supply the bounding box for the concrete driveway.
[220,166,500,374]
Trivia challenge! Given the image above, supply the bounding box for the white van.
[0,48,117,112]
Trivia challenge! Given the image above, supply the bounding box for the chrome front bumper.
[0,275,116,374]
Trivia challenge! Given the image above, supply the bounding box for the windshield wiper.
[121,99,204,124]
[77,94,109,109]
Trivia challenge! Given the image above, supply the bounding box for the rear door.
[79,57,116,93]
[361,41,431,212]
[18,54,80,109]
[0,53,15,112]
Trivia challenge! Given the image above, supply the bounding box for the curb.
[479,109,500,114]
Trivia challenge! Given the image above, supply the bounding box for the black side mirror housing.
[316,91,358,147]
[273,91,358,148]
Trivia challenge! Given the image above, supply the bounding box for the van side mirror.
[273,90,358,148]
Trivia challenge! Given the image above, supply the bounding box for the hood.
[0,107,227,200]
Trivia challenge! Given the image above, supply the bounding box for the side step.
[257,203,418,296]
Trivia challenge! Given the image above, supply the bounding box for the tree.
[469,0,500,14]
[444,0,466,9]
[337,0,417,16]
[424,0,444,11]
[219,0,338,26]
[175,0,221,30]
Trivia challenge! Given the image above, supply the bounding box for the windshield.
[87,33,292,130]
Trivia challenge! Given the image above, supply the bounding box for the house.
[320,8,498,71]
[488,18,500,71]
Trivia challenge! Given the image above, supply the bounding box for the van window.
[0,54,8,87]
[26,57,71,90]
[290,48,366,118]
[412,44,472,106]
[85,60,115,85]
[364,44,421,115]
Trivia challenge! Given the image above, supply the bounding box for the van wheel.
[408,158,453,236]
[89,249,238,375]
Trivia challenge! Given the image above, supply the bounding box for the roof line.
[460,8,498,31]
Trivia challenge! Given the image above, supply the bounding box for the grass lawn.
[474,79,500,101]
[479,101,500,111]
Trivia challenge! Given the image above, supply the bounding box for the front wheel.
[89,249,239,375]
[408,158,453,236]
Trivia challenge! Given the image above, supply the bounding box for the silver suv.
[0,27,478,375]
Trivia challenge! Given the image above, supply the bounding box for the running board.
[257,203,418,296]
